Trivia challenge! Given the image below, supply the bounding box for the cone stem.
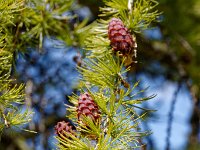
[128,0,134,12]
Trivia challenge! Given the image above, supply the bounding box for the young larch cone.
[77,92,101,126]
[108,18,136,65]
[54,121,75,138]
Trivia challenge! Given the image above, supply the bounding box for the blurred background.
[1,0,200,149]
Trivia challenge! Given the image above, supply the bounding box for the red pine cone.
[54,121,75,137]
[77,92,101,125]
[108,18,135,56]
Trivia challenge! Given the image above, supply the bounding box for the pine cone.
[108,18,136,65]
[54,121,75,138]
[77,92,101,125]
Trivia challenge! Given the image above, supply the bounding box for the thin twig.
[165,82,182,150]
[118,73,130,88]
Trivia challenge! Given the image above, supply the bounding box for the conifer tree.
[54,0,160,149]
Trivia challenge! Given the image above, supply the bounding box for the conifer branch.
[54,0,160,149]
[0,0,90,136]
